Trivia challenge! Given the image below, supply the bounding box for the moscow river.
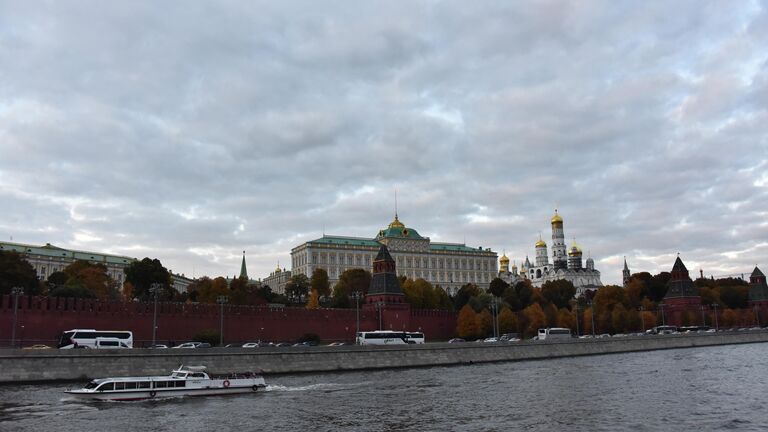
[1,343,766,432]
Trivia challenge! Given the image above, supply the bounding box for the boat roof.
[176,365,207,372]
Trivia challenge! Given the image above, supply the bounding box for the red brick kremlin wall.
[0,295,458,347]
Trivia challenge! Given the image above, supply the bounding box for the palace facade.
[0,241,193,292]
[290,215,498,295]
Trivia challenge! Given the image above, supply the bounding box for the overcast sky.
[1,1,766,285]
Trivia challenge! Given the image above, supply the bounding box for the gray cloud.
[1,1,766,285]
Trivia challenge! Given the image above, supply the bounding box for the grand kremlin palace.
[290,216,498,294]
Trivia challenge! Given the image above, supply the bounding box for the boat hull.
[66,384,267,401]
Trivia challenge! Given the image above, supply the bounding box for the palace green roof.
[430,243,492,253]
[307,236,380,247]
[0,241,136,265]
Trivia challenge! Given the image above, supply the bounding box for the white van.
[94,337,131,349]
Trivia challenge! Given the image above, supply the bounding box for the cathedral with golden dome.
[498,210,602,295]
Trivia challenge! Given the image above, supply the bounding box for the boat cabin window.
[156,381,168,388]
[97,382,114,392]
[172,372,187,378]
[173,381,186,388]
[115,382,125,390]
[85,381,99,390]
[190,373,206,378]
[125,382,137,390]
[138,382,150,389]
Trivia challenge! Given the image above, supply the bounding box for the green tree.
[501,285,521,311]
[331,269,372,308]
[648,272,671,302]
[124,257,172,301]
[47,271,68,288]
[454,283,481,310]
[719,286,748,309]
[310,268,331,298]
[488,278,509,297]
[0,251,39,295]
[285,274,310,302]
[197,277,230,303]
[541,279,576,309]
[514,280,534,308]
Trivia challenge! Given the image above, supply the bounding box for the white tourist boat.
[65,365,266,401]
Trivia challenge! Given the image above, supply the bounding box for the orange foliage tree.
[523,303,546,338]
[498,307,517,334]
[476,309,493,338]
[457,304,479,339]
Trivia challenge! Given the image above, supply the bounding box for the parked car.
[173,342,203,349]
[22,344,51,350]
[224,343,243,348]
[483,337,498,343]
[448,338,465,343]
[499,333,520,342]
[148,344,168,349]
[327,341,347,346]
[274,342,291,347]
[241,342,260,348]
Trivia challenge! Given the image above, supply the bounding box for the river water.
[1,343,766,432]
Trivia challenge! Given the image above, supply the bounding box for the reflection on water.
[1,344,767,432]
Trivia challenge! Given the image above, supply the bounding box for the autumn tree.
[456,304,479,339]
[582,308,594,335]
[476,309,493,338]
[498,307,517,334]
[197,277,230,303]
[306,289,319,309]
[501,285,521,311]
[523,303,547,338]
[514,280,534,308]
[556,308,576,332]
[310,268,331,298]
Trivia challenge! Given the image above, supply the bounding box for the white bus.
[406,332,426,344]
[356,331,409,345]
[58,329,134,349]
[536,327,572,340]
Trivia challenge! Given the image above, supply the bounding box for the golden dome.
[388,215,405,229]
[535,239,546,248]
[568,242,582,256]
[275,263,282,273]
[499,254,510,264]
[551,210,563,224]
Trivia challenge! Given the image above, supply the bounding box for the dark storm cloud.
[1,1,766,284]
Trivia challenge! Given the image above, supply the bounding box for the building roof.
[752,266,765,278]
[671,256,688,273]
[430,242,491,253]
[0,241,135,265]
[374,245,394,262]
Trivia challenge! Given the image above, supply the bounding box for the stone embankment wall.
[2,331,767,384]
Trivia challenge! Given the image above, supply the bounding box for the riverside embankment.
[2,331,767,383]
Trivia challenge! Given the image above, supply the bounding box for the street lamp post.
[711,303,719,331]
[490,297,499,338]
[574,303,581,337]
[701,305,707,327]
[351,291,361,344]
[217,295,229,346]
[11,287,23,348]
[149,283,162,348]
[588,301,596,337]
[658,303,666,326]
[639,306,645,333]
